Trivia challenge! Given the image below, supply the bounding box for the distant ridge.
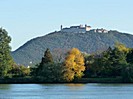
[12,27,133,66]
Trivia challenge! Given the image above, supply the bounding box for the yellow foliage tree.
[115,42,129,53]
[63,48,85,82]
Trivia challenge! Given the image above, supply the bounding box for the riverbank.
[0,77,128,84]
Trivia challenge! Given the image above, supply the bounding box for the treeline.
[84,43,133,82]
[31,48,85,82]
[1,28,133,83]
[31,43,133,83]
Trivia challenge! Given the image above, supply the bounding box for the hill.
[11,30,133,66]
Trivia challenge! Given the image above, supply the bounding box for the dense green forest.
[1,28,133,83]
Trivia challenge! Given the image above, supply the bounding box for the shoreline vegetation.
[1,28,133,84]
[0,77,123,84]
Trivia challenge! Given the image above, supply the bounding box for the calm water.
[0,83,133,99]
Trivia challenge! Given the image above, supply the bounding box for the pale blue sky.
[0,0,133,51]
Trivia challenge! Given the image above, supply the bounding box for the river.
[0,83,133,99]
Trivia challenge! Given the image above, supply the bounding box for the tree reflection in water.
[65,84,85,91]
[0,84,11,90]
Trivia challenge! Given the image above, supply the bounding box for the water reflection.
[39,83,85,91]
[0,84,133,99]
[0,84,11,90]
[65,83,85,91]
[65,83,84,87]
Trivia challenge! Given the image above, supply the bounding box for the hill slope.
[12,30,133,66]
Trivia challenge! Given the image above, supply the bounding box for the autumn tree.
[0,28,13,77]
[115,42,129,54]
[63,48,85,82]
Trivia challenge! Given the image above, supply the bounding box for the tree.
[8,64,30,77]
[40,48,53,64]
[121,64,133,82]
[126,49,133,64]
[115,42,129,54]
[37,63,64,82]
[0,28,13,77]
[84,47,113,77]
[36,48,54,75]
[63,48,85,82]
[34,48,63,82]
[96,44,128,77]
[42,49,53,64]
[87,45,128,77]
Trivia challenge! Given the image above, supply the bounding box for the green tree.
[100,47,113,77]
[87,45,128,78]
[19,65,30,77]
[121,64,133,82]
[98,44,128,77]
[36,48,53,76]
[8,63,30,77]
[85,47,113,77]
[63,48,85,82]
[38,63,63,82]
[41,48,53,64]
[83,54,95,78]
[0,28,13,77]
[99,45,127,77]
[34,49,63,82]
[126,49,133,64]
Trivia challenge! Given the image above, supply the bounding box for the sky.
[0,0,133,51]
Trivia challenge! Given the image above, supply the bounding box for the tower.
[61,25,63,30]
[85,24,87,27]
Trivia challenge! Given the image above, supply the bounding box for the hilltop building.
[90,28,108,33]
[61,24,91,33]
[60,24,109,33]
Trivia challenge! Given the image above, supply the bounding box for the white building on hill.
[60,24,91,33]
